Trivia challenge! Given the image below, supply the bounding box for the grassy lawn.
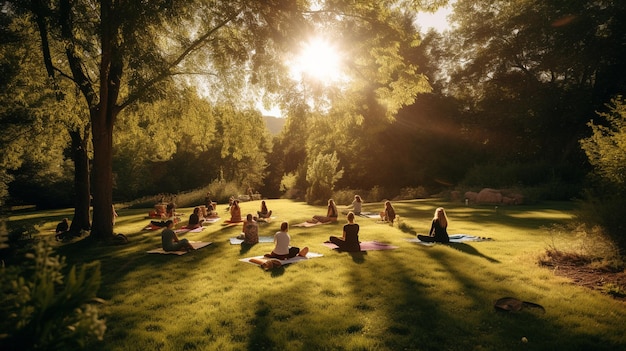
[10,199,626,350]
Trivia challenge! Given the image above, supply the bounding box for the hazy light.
[290,38,342,82]
[416,6,453,33]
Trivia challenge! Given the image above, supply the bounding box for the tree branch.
[119,8,244,111]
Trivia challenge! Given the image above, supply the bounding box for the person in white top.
[264,222,309,260]
[352,195,363,215]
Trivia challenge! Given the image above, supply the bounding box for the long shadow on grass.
[447,242,500,263]
[412,245,623,350]
[450,205,574,231]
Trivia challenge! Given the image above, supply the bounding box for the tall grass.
[7,199,626,350]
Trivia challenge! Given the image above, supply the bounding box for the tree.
[14,0,439,242]
[269,4,434,198]
[444,0,626,165]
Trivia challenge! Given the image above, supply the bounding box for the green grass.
[8,199,626,350]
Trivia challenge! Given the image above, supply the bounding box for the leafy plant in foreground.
[0,241,106,350]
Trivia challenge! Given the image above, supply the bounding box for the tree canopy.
[3,0,626,246]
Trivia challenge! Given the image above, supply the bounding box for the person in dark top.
[257,200,272,219]
[55,218,70,241]
[329,212,361,252]
[187,207,202,229]
[418,207,450,243]
[161,220,194,251]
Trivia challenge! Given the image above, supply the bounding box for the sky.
[415,5,454,33]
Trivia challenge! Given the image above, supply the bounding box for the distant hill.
[263,116,286,136]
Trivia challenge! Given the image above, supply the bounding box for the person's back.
[188,212,200,227]
[56,219,69,233]
[55,218,70,241]
[161,226,177,251]
[273,230,290,255]
[352,195,363,215]
[387,207,396,222]
[342,222,360,251]
[431,219,449,243]
[243,215,259,244]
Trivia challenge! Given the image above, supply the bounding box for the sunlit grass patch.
[8,199,626,350]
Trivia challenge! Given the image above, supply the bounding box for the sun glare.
[416,5,453,33]
[290,38,342,82]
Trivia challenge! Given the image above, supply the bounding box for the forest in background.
[1,0,625,247]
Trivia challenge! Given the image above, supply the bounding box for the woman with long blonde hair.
[418,207,450,243]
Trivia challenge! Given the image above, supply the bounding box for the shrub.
[367,186,385,203]
[331,189,364,206]
[305,152,344,204]
[0,241,106,350]
[397,186,429,200]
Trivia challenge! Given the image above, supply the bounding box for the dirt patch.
[539,250,626,301]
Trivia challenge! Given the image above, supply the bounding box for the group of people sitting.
[54,194,450,254]
[227,200,273,223]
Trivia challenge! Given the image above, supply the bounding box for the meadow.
[12,199,626,351]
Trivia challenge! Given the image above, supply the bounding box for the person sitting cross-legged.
[237,213,259,245]
[161,220,194,252]
[328,212,361,252]
[264,222,309,260]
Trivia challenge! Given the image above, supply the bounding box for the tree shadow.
[447,242,500,263]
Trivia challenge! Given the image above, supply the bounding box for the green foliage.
[0,241,105,350]
[578,97,626,245]
[580,96,626,190]
[279,172,298,193]
[305,152,344,204]
[460,161,583,200]
[576,190,626,248]
[330,189,363,206]
[397,186,429,200]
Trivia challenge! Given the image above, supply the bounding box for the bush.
[397,187,429,200]
[576,189,626,250]
[331,189,364,206]
[0,241,106,350]
[125,180,244,210]
[305,152,343,204]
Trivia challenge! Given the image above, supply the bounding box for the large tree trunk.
[89,107,115,241]
[69,129,91,233]
[89,0,120,242]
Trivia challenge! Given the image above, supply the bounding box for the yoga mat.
[229,236,274,245]
[144,224,162,231]
[175,226,205,234]
[256,216,277,223]
[293,221,331,228]
[146,241,212,255]
[358,212,380,219]
[323,241,399,251]
[202,217,221,224]
[240,252,323,266]
[407,234,493,245]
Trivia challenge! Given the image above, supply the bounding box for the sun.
[290,37,342,82]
